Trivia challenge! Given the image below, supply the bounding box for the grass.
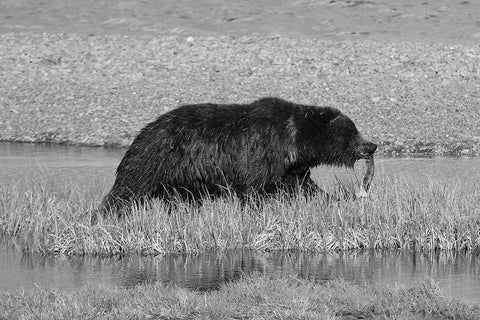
[1,172,479,256]
[0,275,479,319]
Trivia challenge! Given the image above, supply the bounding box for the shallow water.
[1,0,479,44]
[1,243,480,304]
[1,142,480,304]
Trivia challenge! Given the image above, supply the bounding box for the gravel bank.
[1,33,479,156]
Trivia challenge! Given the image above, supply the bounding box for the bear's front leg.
[283,168,332,201]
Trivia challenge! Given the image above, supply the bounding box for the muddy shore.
[1,32,479,156]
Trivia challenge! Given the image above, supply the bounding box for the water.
[0,142,122,188]
[1,244,480,304]
[1,142,480,304]
[1,0,479,45]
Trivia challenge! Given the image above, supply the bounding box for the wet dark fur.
[101,97,376,213]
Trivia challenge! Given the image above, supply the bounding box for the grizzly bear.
[100,97,376,213]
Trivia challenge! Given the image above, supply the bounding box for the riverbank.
[1,275,479,319]
[1,32,479,156]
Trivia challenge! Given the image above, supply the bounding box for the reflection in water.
[2,243,480,303]
[113,251,262,290]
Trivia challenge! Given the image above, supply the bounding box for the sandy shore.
[1,32,479,156]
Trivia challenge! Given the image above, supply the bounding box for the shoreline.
[1,32,479,157]
[0,138,476,157]
[0,139,476,158]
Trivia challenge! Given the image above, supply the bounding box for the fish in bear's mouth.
[362,155,375,193]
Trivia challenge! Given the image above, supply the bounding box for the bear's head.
[296,106,377,168]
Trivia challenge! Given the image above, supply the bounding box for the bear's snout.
[358,141,377,158]
[352,138,377,159]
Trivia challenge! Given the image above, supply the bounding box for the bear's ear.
[315,107,341,123]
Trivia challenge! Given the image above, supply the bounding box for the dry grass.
[1,174,479,255]
[1,275,479,320]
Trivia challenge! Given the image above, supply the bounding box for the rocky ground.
[1,33,479,156]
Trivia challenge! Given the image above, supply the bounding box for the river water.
[1,142,480,304]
